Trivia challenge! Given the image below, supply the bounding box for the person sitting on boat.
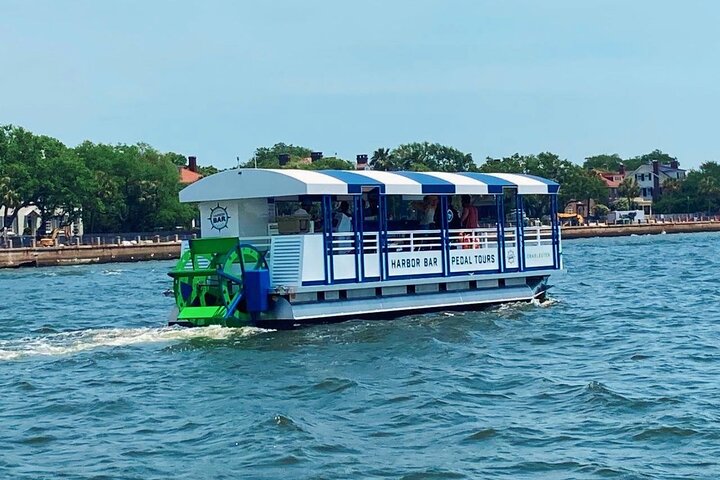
[460,195,479,249]
[333,201,353,253]
[294,201,313,233]
[413,195,437,230]
[460,195,479,229]
[333,201,353,233]
[294,202,311,217]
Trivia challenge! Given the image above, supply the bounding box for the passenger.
[460,195,479,229]
[448,203,461,229]
[294,202,311,217]
[333,201,353,232]
[294,202,313,233]
[431,197,460,230]
[415,195,437,230]
[333,201,353,253]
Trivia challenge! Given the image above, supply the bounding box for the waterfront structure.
[0,205,83,238]
[168,169,563,328]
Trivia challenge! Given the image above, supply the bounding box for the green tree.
[75,141,195,232]
[617,177,640,209]
[384,142,475,172]
[287,156,354,170]
[583,154,623,171]
[625,149,677,171]
[164,152,188,167]
[595,204,610,218]
[0,125,37,233]
[0,126,90,236]
[370,147,398,171]
[198,165,220,176]
[243,143,313,168]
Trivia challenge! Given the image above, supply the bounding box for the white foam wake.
[0,325,268,361]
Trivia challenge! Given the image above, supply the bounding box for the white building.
[0,205,83,237]
[629,160,686,202]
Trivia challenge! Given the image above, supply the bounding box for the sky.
[1,0,718,170]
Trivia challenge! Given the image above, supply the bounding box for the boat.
[168,168,562,328]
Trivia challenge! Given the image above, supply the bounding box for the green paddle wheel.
[168,237,268,327]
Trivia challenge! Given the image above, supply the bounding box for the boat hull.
[168,274,550,329]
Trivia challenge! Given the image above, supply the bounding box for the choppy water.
[1,233,719,479]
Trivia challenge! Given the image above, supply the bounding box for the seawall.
[562,221,720,239]
[0,242,181,268]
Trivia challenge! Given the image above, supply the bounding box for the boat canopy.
[180,168,560,203]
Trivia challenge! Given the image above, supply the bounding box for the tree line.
[2,124,718,237]
[0,125,201,235]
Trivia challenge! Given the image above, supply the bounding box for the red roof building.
[595,165,626,201]
[179,156,203,184]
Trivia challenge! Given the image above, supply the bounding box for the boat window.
[361,188,381,232]
[274,197,323,234]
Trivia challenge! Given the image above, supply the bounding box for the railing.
[385,229,443,252]
[522,226,553,247]
[361,232,379,254]
[504,227,517,248]
[448,228,498,250]
[330,232,355,255]
[0,232,195,249]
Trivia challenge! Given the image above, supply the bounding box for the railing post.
[353,195,363,282]
[321,195,334,285]
[379,194,388,280]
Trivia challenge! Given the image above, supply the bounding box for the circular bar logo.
[208,204,230,231]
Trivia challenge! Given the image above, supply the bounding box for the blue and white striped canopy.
[180,168,560,203]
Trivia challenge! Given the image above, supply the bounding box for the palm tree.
[370,148,397,171]
[617,177,640,210]
[0,175,22,244]
[699,177,720,214]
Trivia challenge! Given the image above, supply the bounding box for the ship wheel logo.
[208,204,230,231]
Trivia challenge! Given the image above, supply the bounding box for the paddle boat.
[168,168,562,328]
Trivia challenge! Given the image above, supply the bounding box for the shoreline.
[562,221,720,239]
[1,222,718,269]
[0,242,181,269]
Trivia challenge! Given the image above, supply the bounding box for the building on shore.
[0,206,84,237]
[594,165,626,203]
[629,160,686,203]
[179,156,203,184]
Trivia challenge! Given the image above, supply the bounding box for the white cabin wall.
[237,199,270,237]
[199,199,269,238]
[199,201,241,238]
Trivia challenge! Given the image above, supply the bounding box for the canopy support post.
[440,195,450,277]
[496,194,505,273]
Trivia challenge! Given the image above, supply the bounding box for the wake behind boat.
[168,169,562,328]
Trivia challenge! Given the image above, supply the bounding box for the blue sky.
[1,0,718,169]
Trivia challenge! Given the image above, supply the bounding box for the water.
[1,233,719,479]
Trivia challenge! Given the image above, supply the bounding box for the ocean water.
[1,232,719,479]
